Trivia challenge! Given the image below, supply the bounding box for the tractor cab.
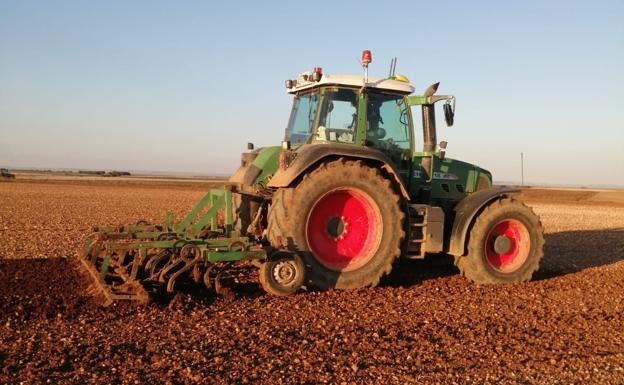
[284,70,415,172]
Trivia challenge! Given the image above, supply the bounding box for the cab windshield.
[285,91,319,144]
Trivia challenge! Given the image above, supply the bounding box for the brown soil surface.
[1,181,624,384]
[520,187,624,208]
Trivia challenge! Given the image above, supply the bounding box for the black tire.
[259,253,305,296]
[267,158,405,290]
[456,197,544,284]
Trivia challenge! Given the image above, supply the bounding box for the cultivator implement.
[77,188,267,306]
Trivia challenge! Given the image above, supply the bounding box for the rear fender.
[267,144,410,200]
[230,146,282,193]
[448,187,520,256]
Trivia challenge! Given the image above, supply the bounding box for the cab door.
[365,91,413,185]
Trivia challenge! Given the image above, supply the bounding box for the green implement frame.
[78,188,266,306]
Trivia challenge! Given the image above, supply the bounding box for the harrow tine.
[214,271,225,295]
[145,249,170,278]
[203,265,215,290]
[192,262,203,283]
[158,258,184,283]
[166,255,202,293]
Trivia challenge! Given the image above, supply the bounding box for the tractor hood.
[415,156,492,201]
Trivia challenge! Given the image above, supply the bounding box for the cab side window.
[366,93,411,162]
[316,89,358,143]
[286,91,320,144]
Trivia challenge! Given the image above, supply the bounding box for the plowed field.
[1,180,623,384]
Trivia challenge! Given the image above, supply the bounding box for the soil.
[1,181,623,384]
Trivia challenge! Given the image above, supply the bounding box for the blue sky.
[0,1,622,186]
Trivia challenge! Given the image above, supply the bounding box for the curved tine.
[172,240,187,251]
[180,244,201,264]
[179,244,191,260]
[203,265,214,290]
[158,258,184,283]
[214,271,224,295]
[214,262,235,295]
[145,249,169,275]
[166,257,200,293]
[192,262,203,283]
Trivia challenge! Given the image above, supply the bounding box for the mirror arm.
[407,94,455,107]
[429,95,455,105]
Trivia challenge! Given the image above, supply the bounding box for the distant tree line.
[78,170,131,177]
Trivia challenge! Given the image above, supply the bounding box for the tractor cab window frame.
[365,91,414,163]
[285,90,320,145]
[313,87,360,144]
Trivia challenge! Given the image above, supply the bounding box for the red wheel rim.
[306,188,382,271]
[485,219,530,273]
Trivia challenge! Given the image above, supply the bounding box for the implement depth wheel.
[259,253,305,296]
[456,197,544,284]
[267,159,405,290]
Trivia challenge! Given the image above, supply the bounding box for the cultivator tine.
[203,265,215,290]
[166,256,200,293]
[214,271,224,295]
[165,244,202,293]
[192,262,203,283]
[145,249,171,279]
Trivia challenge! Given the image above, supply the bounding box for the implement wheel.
[267,159,405,290]
[456,197,544,284]
[259,253,305,296]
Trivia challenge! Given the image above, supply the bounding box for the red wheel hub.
[306,188,382,271]
[485,219,530,273]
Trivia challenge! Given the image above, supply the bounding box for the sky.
[0,0,622,186]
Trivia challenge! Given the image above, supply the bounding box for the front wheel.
[259,253,305,296]
[456,197,544,284]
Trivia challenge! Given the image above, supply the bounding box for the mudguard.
[267,143,410,200]
[230,146,281,192]
[447,187,520,256]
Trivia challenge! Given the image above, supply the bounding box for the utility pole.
[520,152,524,186]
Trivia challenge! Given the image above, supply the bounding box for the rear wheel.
[456,197,544,284]
[267,159,405,290]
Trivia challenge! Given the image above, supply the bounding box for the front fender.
[448,187,520,256]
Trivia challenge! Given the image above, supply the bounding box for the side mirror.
[443,101,454,127]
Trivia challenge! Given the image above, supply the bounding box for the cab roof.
[287,73,415,95]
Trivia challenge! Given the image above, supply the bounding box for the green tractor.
[79,50,544,303]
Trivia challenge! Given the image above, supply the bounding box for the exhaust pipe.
[421,83,439,180]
